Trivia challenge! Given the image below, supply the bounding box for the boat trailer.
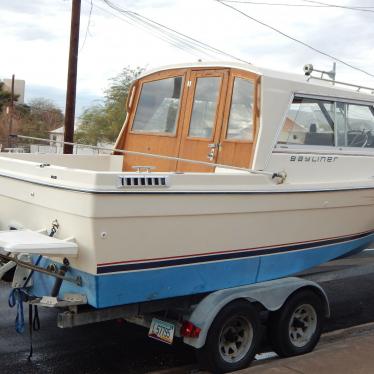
[0,227,330,372]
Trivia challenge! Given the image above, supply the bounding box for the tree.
[0,84,63,148]
[75,66,144,145]
[0,82,19,147]
[0,81,12,113]
[18,98,64,139]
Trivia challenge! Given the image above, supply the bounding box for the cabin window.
[277,97,335,147]
[277,96,374,150]
[335,103,374,148]
[188,77,221,138]
[132,76,183,134]
[226,78,254,141]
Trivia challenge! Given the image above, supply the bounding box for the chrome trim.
[294,92,374,106]
[306,76,374,95]
[12,135,273,176]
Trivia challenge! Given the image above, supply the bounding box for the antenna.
[303,62,336,81]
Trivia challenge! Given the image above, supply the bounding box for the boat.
[1,61,374,309]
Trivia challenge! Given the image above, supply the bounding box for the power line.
[94,1,220,60]
[222,0,374,12]
[83,0,214,60]
[105,4,221,60]
[301,0,374,13]
[215,0,374,79]
[102,0,250,63]
[80,0,93,51]
[221,1,331,7]
[96,0,251,64]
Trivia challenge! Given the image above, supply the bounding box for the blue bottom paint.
[30,234,374,308]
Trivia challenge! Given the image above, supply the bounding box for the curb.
[320,320,374,344]
[146,322,374,374]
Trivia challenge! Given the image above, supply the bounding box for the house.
[49,126,64,150]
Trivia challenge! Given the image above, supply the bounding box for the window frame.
[221,72,258,145]
[224,76,255,143]
[275,93,374,154]
[129,72,186,138]
[339,103,374,148]
[183,69,228,142]
[187,75,223,140]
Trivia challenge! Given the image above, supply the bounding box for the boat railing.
[307,76,374,94]
[9,134,285,181]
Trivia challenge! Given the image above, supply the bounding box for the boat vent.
[117,175,170,188]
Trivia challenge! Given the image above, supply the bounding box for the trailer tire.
[268,289,324,358]
[196,299,261,373]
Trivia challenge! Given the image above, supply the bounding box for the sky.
[1,0,374,116]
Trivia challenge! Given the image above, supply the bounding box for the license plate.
[148,318,175,345]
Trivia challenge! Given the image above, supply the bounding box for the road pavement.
[2,251,374,373]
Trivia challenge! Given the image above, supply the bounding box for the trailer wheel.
[196,300,260,373]
[268,289,324,358]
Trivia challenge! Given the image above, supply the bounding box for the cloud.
[0,0,65,42]
[0,0,44,13]
[1,0,373,117]
[12,25,58,42]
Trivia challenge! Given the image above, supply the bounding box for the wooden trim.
[212,71,230,152]
[175,69,193,151]
[212,69,261,168]
[223,138,252,144]
[119,81,142,148]
[115,66,262,170]
[114,81,140,152]
[220,73,236,144]
[139,68,189,83]
[181,70,229,142]
[184,136,216,142]
[119,69,191,171]
[128,72,186,136]
[220,69,259,143]
[176,69,230,171]
[113,112,129,152]
[127,131,178,138]
[126,84,136,110]
[122,69,189,141]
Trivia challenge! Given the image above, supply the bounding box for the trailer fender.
[183,277,329,349]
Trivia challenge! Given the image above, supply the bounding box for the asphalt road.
[2,252,374,373]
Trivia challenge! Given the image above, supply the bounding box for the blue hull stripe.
[97,230,374,274]
[31,232,374,308]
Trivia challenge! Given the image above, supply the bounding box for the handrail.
[9,134,285,180]
[307,76,374,94]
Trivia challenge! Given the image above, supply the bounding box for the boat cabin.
[115,65,261,172]
[115,62,374,178]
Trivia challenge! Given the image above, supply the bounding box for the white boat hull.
[1,172,373,307]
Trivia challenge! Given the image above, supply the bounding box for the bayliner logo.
[290,155,338,163]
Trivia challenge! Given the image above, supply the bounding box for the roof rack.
[307,76,374,95]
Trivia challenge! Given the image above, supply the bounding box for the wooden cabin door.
[215,70,260,168]
[121,70,188,172]
[177,69,229,172]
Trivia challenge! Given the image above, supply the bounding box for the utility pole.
[7,74,15,149]
[63,0,81,154]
